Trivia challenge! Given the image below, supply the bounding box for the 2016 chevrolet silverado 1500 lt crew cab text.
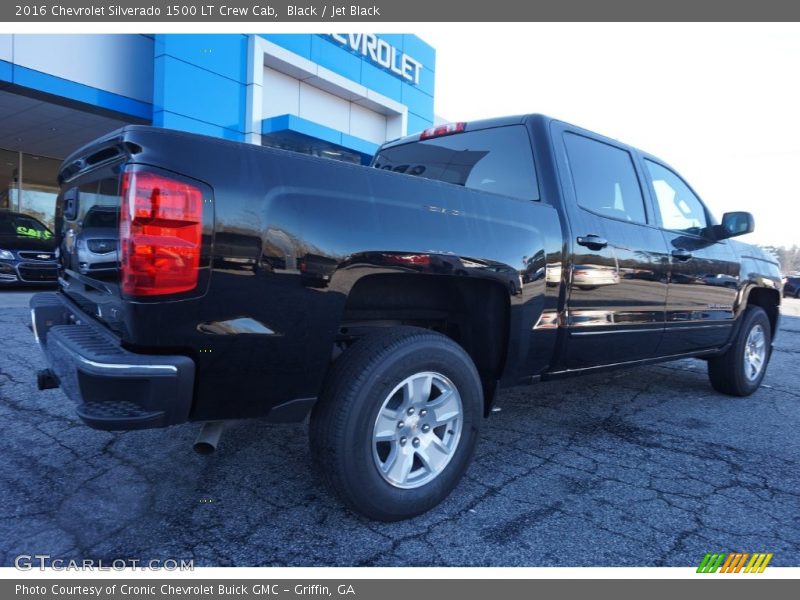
[30,114,782,520]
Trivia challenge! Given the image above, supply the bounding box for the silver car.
[75,206,118,275]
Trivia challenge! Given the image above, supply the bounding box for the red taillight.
[119,170,203,296]
[420,122,466,140]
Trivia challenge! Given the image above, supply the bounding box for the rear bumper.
[30,292,195,430]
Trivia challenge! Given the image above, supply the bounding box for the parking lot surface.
[1,291,799,567]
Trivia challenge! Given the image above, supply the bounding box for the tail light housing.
[120,170,204,296]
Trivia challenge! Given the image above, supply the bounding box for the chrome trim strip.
[571,327,663,336]
[31,308,40,345]
[546,349,716,377]
[571,323,733,336]
[664,324,732,331]
[42,300,181,375]
[74,354,178,373]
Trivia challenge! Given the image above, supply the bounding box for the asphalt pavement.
[1,291,798,567]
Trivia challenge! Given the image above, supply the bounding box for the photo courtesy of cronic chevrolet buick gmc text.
[29,115,782,520]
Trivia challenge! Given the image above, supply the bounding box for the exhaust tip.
[193,441,216,455]
[193,421,227,455]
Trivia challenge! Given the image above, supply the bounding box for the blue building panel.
[416,66,435,97]
[407,112,433,136]
[12,65,152,120]
[341,133,379,157]
[401,84,434,123]
[153,55,245,134]
[0,59,11,83]
[263,114,379,159]
[155,34,248,84]
[152,54,166,113]
[360,62,403,102]
[153,110,243,141]
[263,114,342,146]
[310,36,363,84]
[377,34,406,51]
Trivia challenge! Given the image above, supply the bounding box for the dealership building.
[0,33,436,228]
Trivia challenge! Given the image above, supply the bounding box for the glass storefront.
[0,148,19,213]
[0,148,60,231]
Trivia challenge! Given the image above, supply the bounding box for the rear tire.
[310,326,483,521]
[708,306,771,396]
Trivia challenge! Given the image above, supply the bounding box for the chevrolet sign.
[329,34,424,86]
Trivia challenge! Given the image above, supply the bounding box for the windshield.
[0,212,53,240]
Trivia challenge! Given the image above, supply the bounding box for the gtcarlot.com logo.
[697,552,773,573]
[14,554,193,571]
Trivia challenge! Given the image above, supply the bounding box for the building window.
[0,148,60,230]
[0,148,20,212]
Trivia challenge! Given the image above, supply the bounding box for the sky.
[417,23,800,248]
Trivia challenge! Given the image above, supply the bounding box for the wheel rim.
[372,371,463,490]
[743,323,767,382]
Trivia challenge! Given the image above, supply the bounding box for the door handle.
[577,235,608,250]
[671,248,693,261]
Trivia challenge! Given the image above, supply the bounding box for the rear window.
[373,125,539,201]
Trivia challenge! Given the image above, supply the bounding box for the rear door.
[640,158,739,352]
[553,125,670,369]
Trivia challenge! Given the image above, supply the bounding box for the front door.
[641,159,739,353]
[558,130,670,369]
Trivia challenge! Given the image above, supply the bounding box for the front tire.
[310,326,483,521]
[707,306,772,396]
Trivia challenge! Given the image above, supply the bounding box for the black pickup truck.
[30,114,782,520]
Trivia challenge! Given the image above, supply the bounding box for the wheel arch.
[337,272,512,416]
[742,285,781,338]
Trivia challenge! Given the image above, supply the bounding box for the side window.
[563,132,647,224]
[644,160,708,234]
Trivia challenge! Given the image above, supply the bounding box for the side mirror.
[718,211,754,239]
